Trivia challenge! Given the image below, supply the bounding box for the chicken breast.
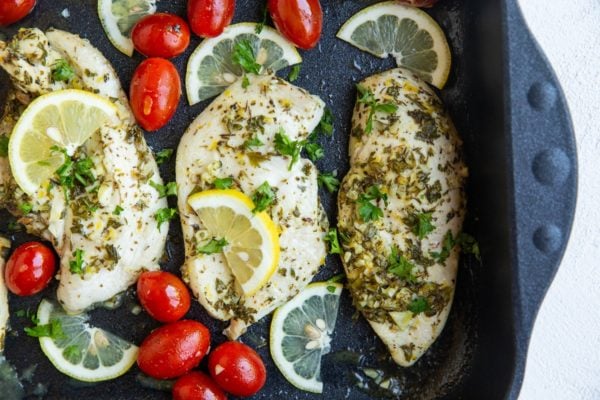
[177,73,328,339]
[338,68,467,366]
[0,237,10,352]
[0,28,168,313]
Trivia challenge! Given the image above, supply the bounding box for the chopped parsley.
[154,148,174,165]
[274,129,303,170]
[63,345,82,361]
[69,249,85,274]
[357,185,388,222]
[51,146,96,202]
[232,40,261,74]
[19,202,33,214]
[213,177,234,190]
[51,59,75,82]
[388,246,416,283]
[326,273,345,293]
[251,181,275,213]
[255,5,268,34]
[430,231,481,263]
[430,230,455,263]
[414,212,435,240]
[317,171,340,193]
[458,232,481,261]
[304,141,324,162]
[242,75,250,89]
[243,134,264,149]
[356,84,398,134]
[316,107,334,136]
[408,296,430,315]
[155,207,177,228]
[113,205,124,216]
[324,228,341,254]
[288,64,301,82]
[149,181,177,198]
[198,238,229,254]
[25,318,65,340]
[0,137,8,157]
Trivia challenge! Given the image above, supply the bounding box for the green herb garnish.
[242,75,250,89]
[155,207,177,228]
[233,40,261,74]
[69,249,85,275]
[414,212,435,240]
[149,181,177,198]
[288,65,301,82]
[255,5,268,34]
[274,129,303,170]
[213,177,234,190]
[317,171,340,193]
[154,148,173,165]
[356,84,398,134]
[304,141,324,162]
[388,246,416,283]
[251,181,275,213]
[0,137,8,157]
[408,296,430,315]
[51,59,75,82]
[198,237,229,254]
[430,230,455,263]
[357,185,388,222]
[19,202,33,214]
[243,134,264,149]
[458,232,481,261]
[324,228,342,254]
[25,318,65,340]
[113,205,124,216]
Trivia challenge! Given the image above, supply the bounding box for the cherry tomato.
[131,13,191,58]
[397,0,439,7]
[268,0,322,49]
[129,57,181,131]
[0,0,36,26]
[208,341,266,397]
[173,371,228,400]
[137,271,191,323]
[5,242,56,296]
[138,320,210,379]
[187,0,235,38]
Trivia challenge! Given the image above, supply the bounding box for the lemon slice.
[337,1,451,89]
[187,189,280,296]
[8,89,119,196]
[186,22,302,105]
[270,282,343,393]
[36,299,138,382]
[98,0,157,56]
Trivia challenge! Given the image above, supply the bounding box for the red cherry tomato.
[187,0,235,38]
[138,320,210,379]
[173,371,228,400]
[4,242,56,296]
[268,0,322,49]
[0,0,36,26]
[208,341,266,397]
[129,57,181,131]
[137,271,191,323]
[131,13,191,58]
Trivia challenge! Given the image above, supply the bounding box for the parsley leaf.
[69,249,85,274]
[19,202,33,214]
[155,208,177,228]
[414,212,435,240]
[408,297,430,315]
[256,5,268,34]
[232,40,261,74]
[64,345,82,361]
[251,181,275,213]
[198,237,229,254]
[149,181,177,198]
[0,137,8,157]
[242,75,250,89]
[357,185,388,222]
[317,171,340,193]
[356,84,398,135]
[243,134,264,149]
[324,228,342,254]
[113,205,124,216]
[274,129,303,170]
[388,246,416,282]
[213,177,233,190]
[288,64,301,82]
[51,59,74,82]
[25,318,65,340]
[51,146,96,202]
[317,107,334,136]
[155,148,173,165]
[458,232,481,261]
[430,230,456,264]
[304,141,324,162]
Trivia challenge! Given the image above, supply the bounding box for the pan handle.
[504,0,577,383]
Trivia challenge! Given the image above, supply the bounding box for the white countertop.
[518,0,600,398]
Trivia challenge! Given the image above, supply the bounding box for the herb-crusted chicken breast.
[338,68,467,366]
[0,28,168,313]
[177,73,328,339]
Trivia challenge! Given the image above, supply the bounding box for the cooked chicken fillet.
[177,73,328,339]
[0,237,10,352]
[338,68,467,366]
[0,28,168,313]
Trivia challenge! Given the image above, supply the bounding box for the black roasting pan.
[0,0,577,398]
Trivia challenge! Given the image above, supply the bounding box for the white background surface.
[518,0,600,399]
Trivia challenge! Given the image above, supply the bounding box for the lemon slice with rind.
[337,2,451,89]
[270,282,343,393]
[36,299,138,382]
[98,0,157,56]
[8,89,119,195]
[186,22,302,105]
[187,189,280,296]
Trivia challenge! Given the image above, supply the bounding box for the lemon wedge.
[187,189,280,296]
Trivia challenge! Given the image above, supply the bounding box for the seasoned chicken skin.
[338,68,467,366]
[177,73,328,339]
[0,28,168,313]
